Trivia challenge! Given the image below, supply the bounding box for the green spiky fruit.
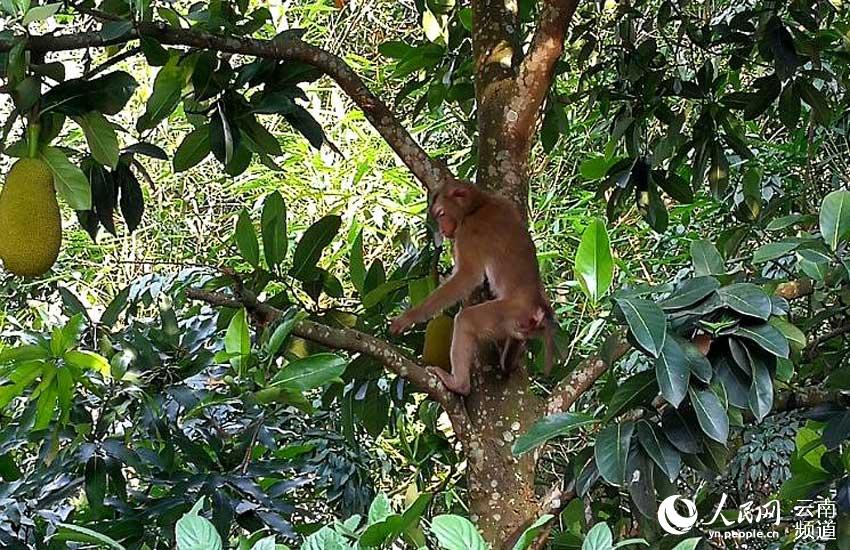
[0,158,62,277]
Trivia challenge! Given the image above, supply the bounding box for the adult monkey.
[390,178,556,395]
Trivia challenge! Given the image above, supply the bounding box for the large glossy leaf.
[261,191,287,268]
[689,388,729,444]
[732,323,790,358]
[271,353,346,391]
[575,218,614,304]
[173,126,211,172]
[224,308,250,374]
[636,420,681,482]
[603,370,658,421]
[749,351,774,422]
[42,71,138,116]
[660,277,719,310]
[661,409,700,454]
[175,514,223,550]
[137,58,185,131]
[614,297,666,358]
[690,240,725,276]
[512,412,597,456]
[678,336,712,383]
[511,515,553,550]
[715,357,750,409]
[52,524,126,550]
[430,515,488,550]
[594,421,634,486]
[234,209,260,267]
[75,111,119,169]
[752,240,799,264]
[655,337,690,407]
[717,283,772,320]
[820,190,850,251]
[582,522,612,550]
[290,215,342,280]
[40,146,91,210]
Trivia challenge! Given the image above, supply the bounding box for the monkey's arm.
[390,267,483,334]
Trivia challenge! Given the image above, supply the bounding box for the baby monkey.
[390,179,556,395]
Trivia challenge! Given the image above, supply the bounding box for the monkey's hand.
[389,311,416,335]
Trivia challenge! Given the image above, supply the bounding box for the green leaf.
[689,388,729,444]
[430,515,488,550]
[732,323,790,358]
[582,522,613,550]
[614,297,666,358]
[679,336,712,383]
[636,420,681,482]
[769,317,806,352]
[21,2,60,24]
[748,352,773,422]
[224,308,251,374]
[362,280,408,309]
[175,514,223,550]
[42,71,138,116]
[594,421,634,486]
[671,539,702,550]
[422,10,445,44]
[75,111,119,168]
[368,493,393,525]
[40,146,91,210]
[579,156,610,181]
[271,353,346,391]
[574,218,614,304]
[604,370,658,421]
[752,240,799,264]
[655,337,690,407]
[717,283,772,320]
[63,350,110,377]
[350,229,366,294]
[234,209,260,267]
[52,523,127,550]
[819,190,850,251]
[691,239,725,276]
[0,344,49,364]
[290,215,342,280]
[511,515,553,550]
[512,412,597,456]
[137,57,185,131]
[660,276,719,310]
[173,126,210,172]
[778,83,801,129]
[250,536,276,550]
[261,191,287,268]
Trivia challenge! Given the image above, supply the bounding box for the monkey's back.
[456,194,545,303]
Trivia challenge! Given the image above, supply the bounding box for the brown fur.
[390,179,556,395]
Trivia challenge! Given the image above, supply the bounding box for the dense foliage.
[1,0,850,548]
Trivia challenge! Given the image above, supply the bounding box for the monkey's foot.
[426,366,471,396]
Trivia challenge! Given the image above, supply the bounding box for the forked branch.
[512,0,580,139]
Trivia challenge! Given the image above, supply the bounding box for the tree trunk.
[463,361,543,544]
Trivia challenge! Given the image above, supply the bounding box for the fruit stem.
[26,122,40,159]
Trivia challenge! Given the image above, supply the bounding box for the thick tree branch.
[184,287,472,439]
[511,0,579,139]
[0,22,453,192]
[545,330,630,415]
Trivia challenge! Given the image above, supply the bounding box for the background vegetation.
[0,0,849,548]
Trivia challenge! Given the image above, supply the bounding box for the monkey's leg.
[433,300,519,395]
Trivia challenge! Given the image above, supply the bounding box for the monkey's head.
[430,180,480,239]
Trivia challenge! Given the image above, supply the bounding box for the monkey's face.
[431,182,473,239]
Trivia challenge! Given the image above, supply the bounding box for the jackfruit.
[423,314,453,371]
[0,158,62,277]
